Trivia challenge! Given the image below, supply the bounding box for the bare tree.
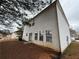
[0,0,53,33]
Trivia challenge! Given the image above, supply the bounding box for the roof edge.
[56,0,70,26]
[28,0,57,22]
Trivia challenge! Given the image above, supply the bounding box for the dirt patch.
[0,40,59,59]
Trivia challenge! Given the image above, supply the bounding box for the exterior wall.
[23,1,71,52]
[22,3,60,52]
[56,1,71,52]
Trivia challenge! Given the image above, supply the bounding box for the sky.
[59,0,79,31]
[0,0,79,32]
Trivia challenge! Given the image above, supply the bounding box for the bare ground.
[0,40,59,59]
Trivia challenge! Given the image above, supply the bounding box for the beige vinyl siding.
[56,1,71,52]
[22,2,60,52]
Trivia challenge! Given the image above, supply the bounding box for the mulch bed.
[0,40,59,59]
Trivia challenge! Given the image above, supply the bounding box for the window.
[39,31,43,41]
[29,33,32,41]
[35,33,38,40]
[26,33,28,36]
[46,30,52,42]
[66,36,69,44]
[66,36,69,41]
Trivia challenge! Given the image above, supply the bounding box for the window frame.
[29,33,32,41]
[35,33,38,40]
[39,31,43,41]
[46,30,52,43]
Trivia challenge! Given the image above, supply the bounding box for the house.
[0,34,3,39]
[0,30,8,40]
[0,29,18,41]
[75,32,79,41]
[76,32,79,38]
[6,32,18,40]
[22,0,71,53]
[70,28,77,41]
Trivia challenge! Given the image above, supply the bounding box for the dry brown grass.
[61,42,79,59]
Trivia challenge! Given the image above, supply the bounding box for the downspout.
[55,0,62,57]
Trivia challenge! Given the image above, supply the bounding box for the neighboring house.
[0,32,18,41]
[22,0,71,53]
[70,28,79,41]
[11,33,18,39]
[0,31,7,40]
[6,33,18,40]
[70,28,77,41]
[76,32,79,40]
[0,34,3,39]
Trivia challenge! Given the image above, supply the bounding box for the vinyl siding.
[22,3,60,51]
[56,2,71,52]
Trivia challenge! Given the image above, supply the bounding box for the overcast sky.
[59,0,79,29]
[0,0,79,32]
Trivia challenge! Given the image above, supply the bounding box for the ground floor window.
[26,33,28,36]
[28,30,52,42]
[29,33,32,41]
[35,33,38,40]
[46,30,52,42]
[39,31,43,41]
[66,36,69,44]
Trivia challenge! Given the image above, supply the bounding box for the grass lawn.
[61,41,79,59]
